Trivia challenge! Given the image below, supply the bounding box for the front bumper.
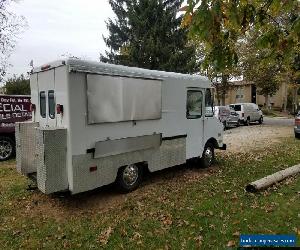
[227,120,239,126]
[217,144,227,150]
[294,127,300,135]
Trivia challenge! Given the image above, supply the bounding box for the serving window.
[86,74,162,124]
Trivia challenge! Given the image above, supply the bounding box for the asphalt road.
[263,116,294,126]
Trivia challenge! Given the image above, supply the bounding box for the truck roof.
[32,58,210,87]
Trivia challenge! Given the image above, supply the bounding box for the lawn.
[0,138,299,249]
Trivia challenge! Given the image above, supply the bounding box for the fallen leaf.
[232,231,240,237]
[227,240,235,247]
[98,227,113,245]
[194,235,203,246]
[132,232,142,240]
[208,211,214,216]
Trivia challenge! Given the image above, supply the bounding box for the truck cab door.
[186,88,204,159]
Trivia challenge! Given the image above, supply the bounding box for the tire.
[258,116,263,124]
[223,121,227,131]
[295,133,300,139]
[200,143,215,168]
[116,163,143,193]
[0,136,15,161]
[244,118,250,126]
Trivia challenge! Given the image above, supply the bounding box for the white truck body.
[16,59,225,194]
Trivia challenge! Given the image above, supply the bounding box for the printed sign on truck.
[0,95,32,133]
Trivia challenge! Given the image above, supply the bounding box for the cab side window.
[40,91,46,118]
[187,90,203,119]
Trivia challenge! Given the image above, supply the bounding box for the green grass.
[0,138,300,249]
[261,108,278,117]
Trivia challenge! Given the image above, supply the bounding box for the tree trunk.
[264,95,270,110]
[246,164,300,192]
[221,74,228,106]
[296,86,299,112]
[283,81,287,112]
[221,93,225,106]
[293,86,298,114]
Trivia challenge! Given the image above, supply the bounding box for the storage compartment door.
[36,128,68,194]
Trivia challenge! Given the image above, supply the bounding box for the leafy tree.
[182,0,299,71]
[0,0,27,81]
[182,0,299,104]
[101,0,198,73]
[4,74,30,95]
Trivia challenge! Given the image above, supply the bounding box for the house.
[214,80,294,110]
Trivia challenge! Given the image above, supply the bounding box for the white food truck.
[16,59,226,194]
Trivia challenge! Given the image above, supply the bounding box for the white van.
[16,59,226,195]
[229,103,263,125]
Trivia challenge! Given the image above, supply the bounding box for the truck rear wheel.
[116,163,143,193]
[0,136,15,161]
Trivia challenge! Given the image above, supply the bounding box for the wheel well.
[206,137,218,149]
[0,133,15,140]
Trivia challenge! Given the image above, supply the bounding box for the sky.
[6,0,114,78]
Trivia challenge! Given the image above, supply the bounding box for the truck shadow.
[46,159,220,214]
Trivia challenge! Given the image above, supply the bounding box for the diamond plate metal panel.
[16,122,39,175]
[36,128,68,194]
[148,137,186,172]
[71,137,186,194]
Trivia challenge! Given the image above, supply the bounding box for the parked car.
[0,95,31,161]
[295,111,300,139]
[228,107,240,127]
[214,106,239,129]
[229,103,263,126]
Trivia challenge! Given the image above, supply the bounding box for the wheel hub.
[0,140,12,160]
[204,148,213,164]
[122,164,138,186]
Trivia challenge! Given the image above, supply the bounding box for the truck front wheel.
[200,143,215,168]
[0,136,15,161]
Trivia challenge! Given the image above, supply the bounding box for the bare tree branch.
[0,0,27,82]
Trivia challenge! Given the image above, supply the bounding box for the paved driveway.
[263,116,294,126]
